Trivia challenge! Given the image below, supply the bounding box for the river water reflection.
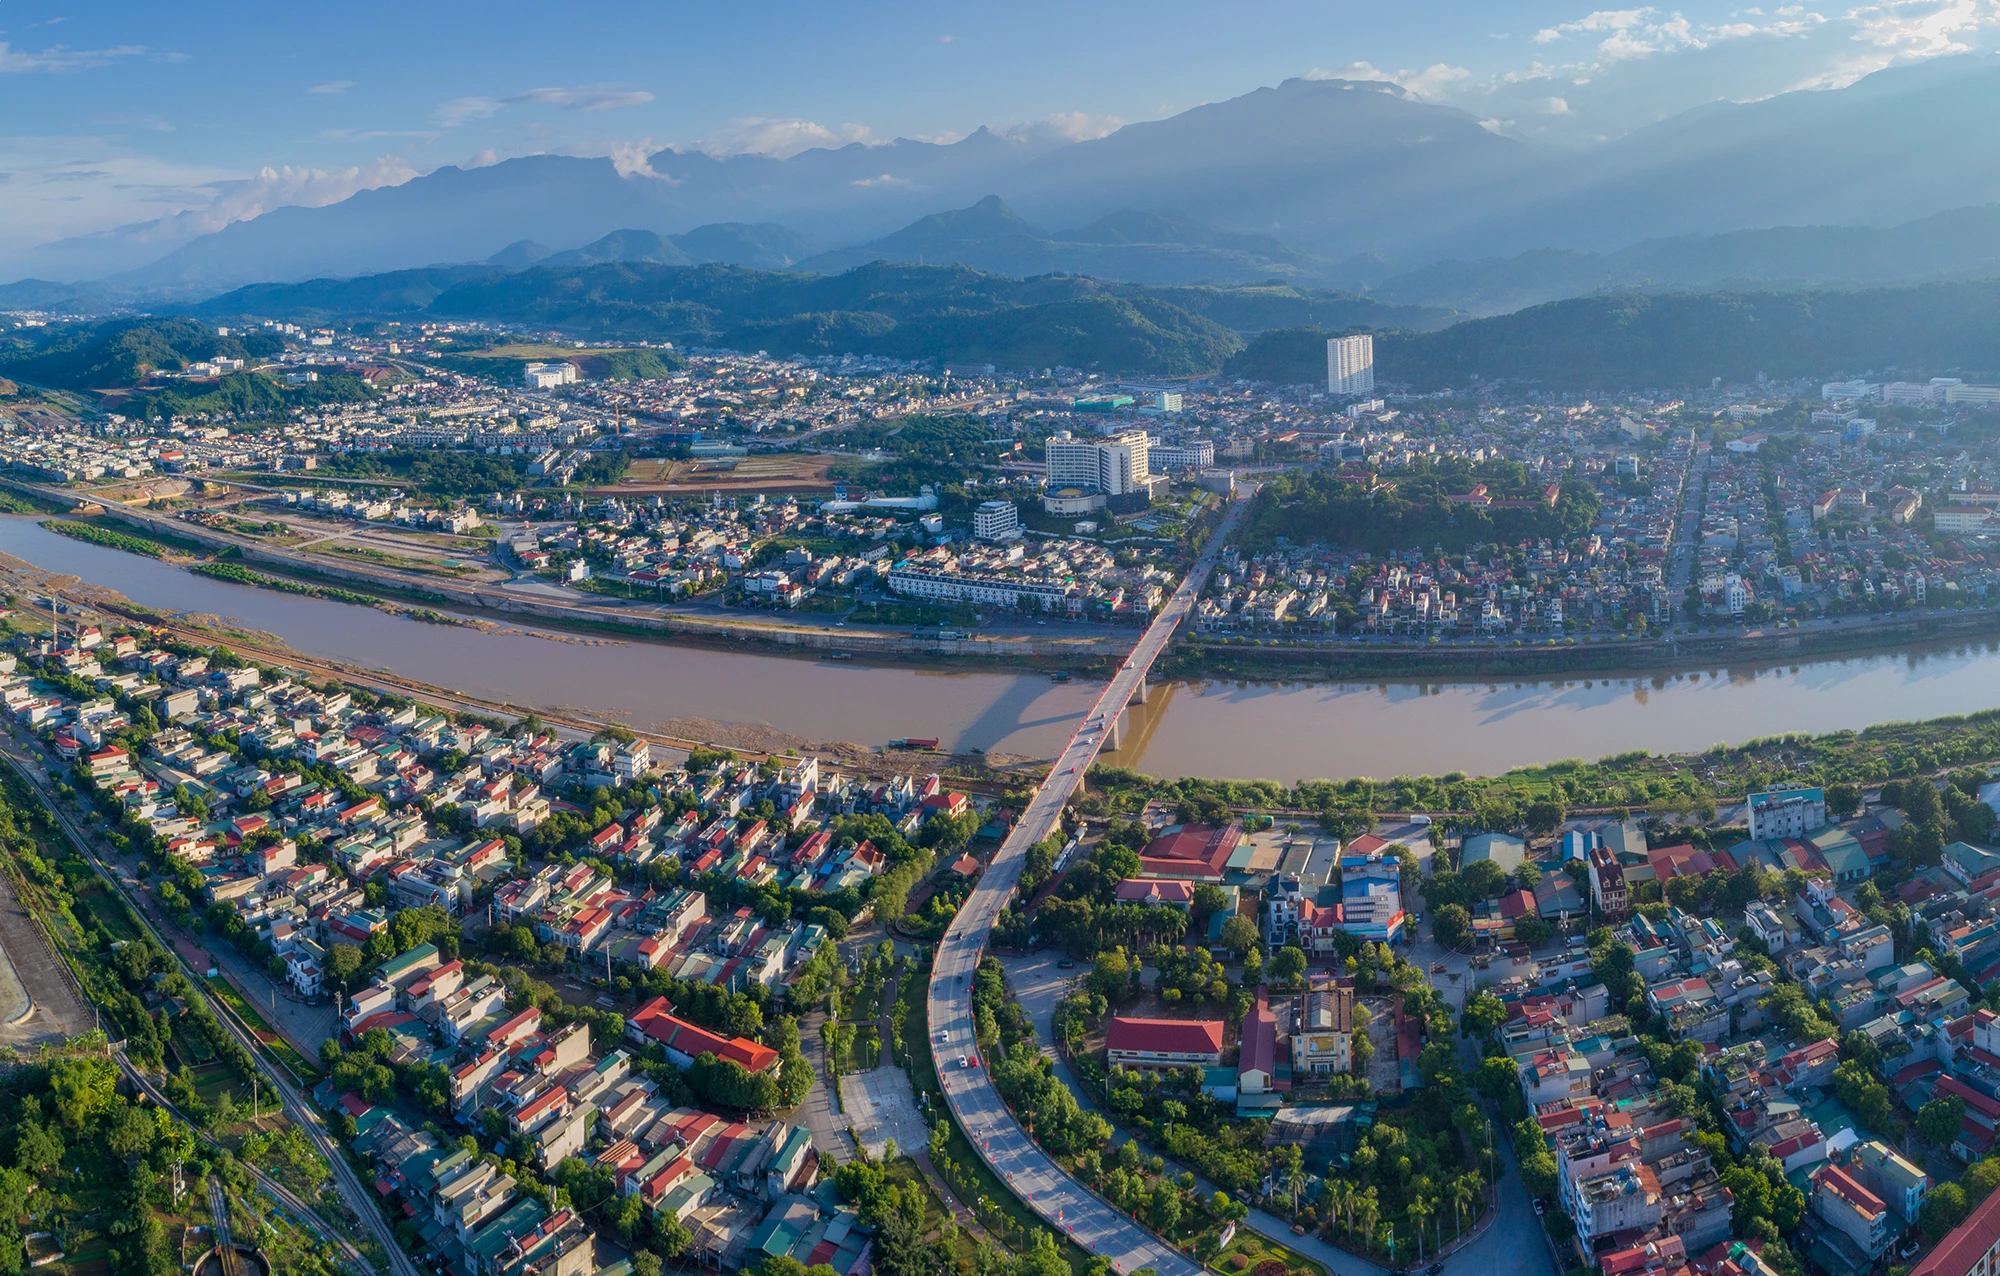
[4,517,2000,781]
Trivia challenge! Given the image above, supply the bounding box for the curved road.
[928,492,1251,1276]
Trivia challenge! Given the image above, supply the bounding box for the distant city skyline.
[3,0,1999,265]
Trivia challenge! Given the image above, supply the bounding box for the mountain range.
[19,56,2000,319]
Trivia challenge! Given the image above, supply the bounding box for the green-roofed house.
[463,1199,546,1275]
[1808,827,1872,884]
[1461,833,1526,873]
[659,1172,716,1223]
[376,942,442,993]
[1944,841,2000,885]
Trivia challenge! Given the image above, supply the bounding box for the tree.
[1826,783,1863,819]
[654,1210,693,1256]
[1923,1183,1970,1239]
[1472,1055,1519,1104]
[326,943,364,989]
[1148,1182,1182,1233]
[1461,992,1507,1041]
[1432,904,1473,949]
[1461,859,1507,899]
[1269,946,1307,989]
[1220,915,1260,959]
[1918,1095,1968,1148]
[1524,801,1566,838]
[1190,884,1230,922]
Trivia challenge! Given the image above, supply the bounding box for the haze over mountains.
[19,56,2000,318]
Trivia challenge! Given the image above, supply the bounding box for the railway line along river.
[4,515,2000,781]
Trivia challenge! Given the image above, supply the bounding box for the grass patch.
[44,519,174,558]
[206,976,323,1085]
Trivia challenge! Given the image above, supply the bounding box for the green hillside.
[196,260,1249,376]
[0,317,283,390]
[117,370,377,421]
[1228,281,2000,391]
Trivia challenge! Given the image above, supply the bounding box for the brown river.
[6,517,2000,782]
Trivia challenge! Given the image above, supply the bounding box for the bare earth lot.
[0,866,94,1047]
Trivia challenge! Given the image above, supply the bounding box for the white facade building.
[1043,430,1151,497]
[973,499,1021,541]
[1152,440,1215,471]
[523,362,580,390]
[1327,335,1375,396]
[1747,787,1828,841]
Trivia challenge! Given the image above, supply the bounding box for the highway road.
[0,730,422,1276]
[927,491,1253,1276]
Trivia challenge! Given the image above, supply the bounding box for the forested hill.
[187,261,1446,378]
[0,316,282,390]
[1226,281,2000,392]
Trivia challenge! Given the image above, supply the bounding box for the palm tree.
[1356,1187,1379,1252]
[1407,1197,1431,1262]
[1452,1173,1482,1237]
[1324,1179,1353,1242]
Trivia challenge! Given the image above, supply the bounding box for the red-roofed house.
[1105,1017,1225,1069]
[1139,824,1240,880]
[1910,1171,2000,1276]
[625,996,779,1073]
[1114,878,1196,908]
[486,1007,543,1051]
[1812,1163,1890,1259]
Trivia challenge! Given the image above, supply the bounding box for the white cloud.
[1303,60,1471,98]
[433,85,653,129]
[1001,111,1124,144]
[1850,0,1999,54]
[606,138,672,180]
[0,41,147,72]
[504,86,655,111]
[463,148,500,170]
[433,96,502,128]
[851,173,914,188]
[1533,9,1651,42]
[939,34,960,43]
[308,80,355,95]
[1544,96,1573,113]
[696,117,877,157]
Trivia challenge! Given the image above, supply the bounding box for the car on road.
[1427,1264,1443,1275]
[1410,814,1432,826]
[1430,961,1447,974]
[959,1056,969,1068]
[1533,1199,1546,1217]
[1057,960,1074,969]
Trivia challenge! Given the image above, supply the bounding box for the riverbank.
[33,475,2000,687]
[1160,607,2000,682]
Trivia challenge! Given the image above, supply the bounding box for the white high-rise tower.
[1328,334,1375,395]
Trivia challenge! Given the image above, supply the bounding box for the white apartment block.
[1043,430,1151,496]
[973,500,1021,541]
[1152,440,1215,471]
[1747,787,1827,841]
[1327,335,1375,396]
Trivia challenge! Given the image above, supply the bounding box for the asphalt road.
[926,490,1253,1276]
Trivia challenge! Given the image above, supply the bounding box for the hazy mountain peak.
[487,240,553,268]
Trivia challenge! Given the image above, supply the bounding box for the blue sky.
[3,0,1998,267]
